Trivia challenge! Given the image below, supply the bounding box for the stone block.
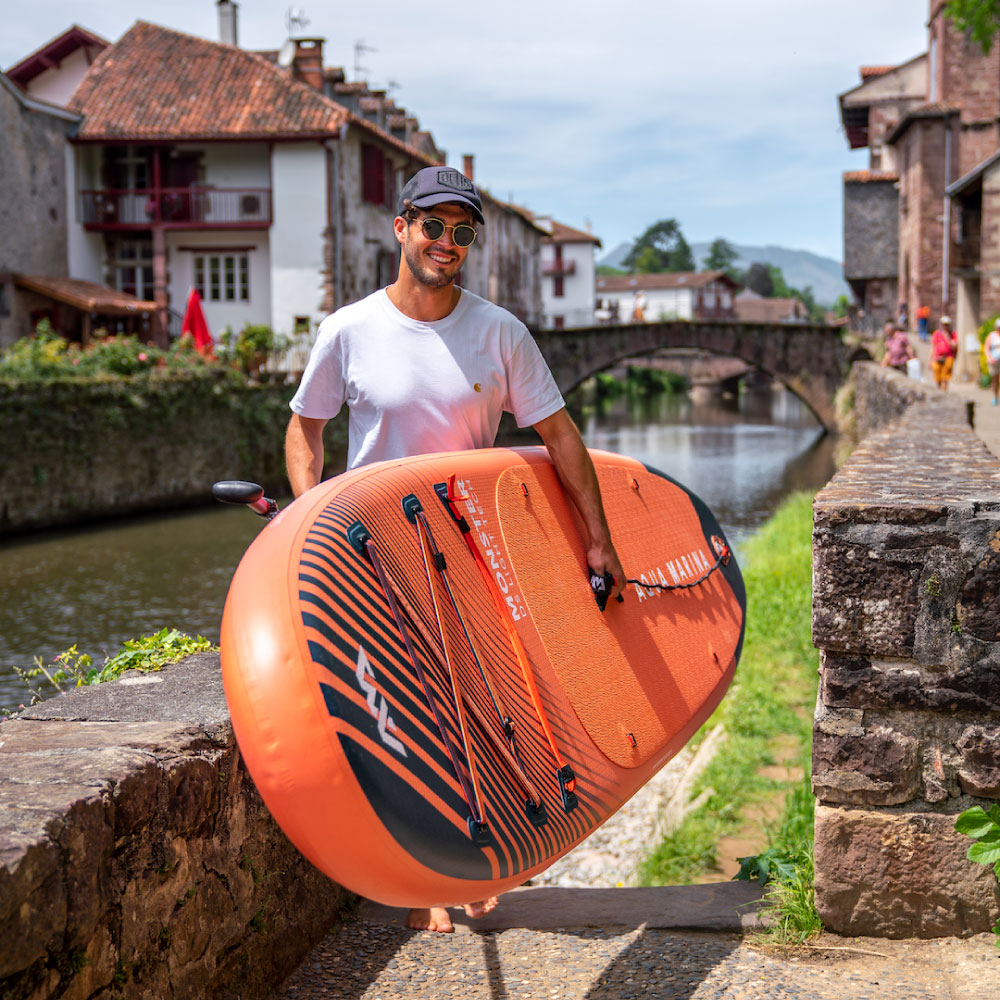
[812,536,921,655]
[0,656,352,999]
[820,653,1000,714]
[956,726,1000,798]
[814,805,1000,937]
[812,724,920,806]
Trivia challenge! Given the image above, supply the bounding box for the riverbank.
[637,491,817,887]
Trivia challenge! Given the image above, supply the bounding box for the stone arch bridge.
[533,320,865,432]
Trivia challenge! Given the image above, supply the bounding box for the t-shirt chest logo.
[474,382,482,392]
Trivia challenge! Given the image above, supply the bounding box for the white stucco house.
[595,271,740,323]
[5,16,544,354]
[534,218,602,328]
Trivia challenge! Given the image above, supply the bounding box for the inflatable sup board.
[220,446,745,906]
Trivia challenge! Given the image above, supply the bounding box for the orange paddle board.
[220,446,745,906]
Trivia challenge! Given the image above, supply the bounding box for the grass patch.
[637,491,819,887]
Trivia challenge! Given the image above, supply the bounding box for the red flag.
[182,288,213,355]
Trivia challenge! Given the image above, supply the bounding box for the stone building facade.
[842,172,900,333]
[839,1,1000,338]
[0,75,80,347]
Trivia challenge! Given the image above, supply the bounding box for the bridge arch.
[532,320,867,433]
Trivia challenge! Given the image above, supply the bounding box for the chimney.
[217,0,238,46]
[292,38,325,90]
[463,154,474,182]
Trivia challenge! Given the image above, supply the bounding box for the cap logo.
[436,169,474,192]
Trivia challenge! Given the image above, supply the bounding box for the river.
[0,385,836,712]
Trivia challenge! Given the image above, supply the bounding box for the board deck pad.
[220,446,745,907]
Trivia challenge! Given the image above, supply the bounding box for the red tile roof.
[843,169,899,183]
[596,270,739,292]
[860,65,895,81]
[734,296,807,323]
[68,21,349,140]
[544,220,602,247]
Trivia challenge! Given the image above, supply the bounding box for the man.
[285,165,625,933]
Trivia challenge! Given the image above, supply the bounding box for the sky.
[3,1,931,262]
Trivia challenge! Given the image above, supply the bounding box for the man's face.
[396,203,477,289]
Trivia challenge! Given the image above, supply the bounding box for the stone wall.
[0,655,351,999]
[843,178,898,282]
[0,78,77,349]
[0,376,347,535]
[812,362,1000,937]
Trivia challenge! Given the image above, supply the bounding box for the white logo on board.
[355,647,407,757]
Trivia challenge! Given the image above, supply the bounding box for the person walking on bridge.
[881,323,915,374]
[930,315,958,390]
[284,165,625,933]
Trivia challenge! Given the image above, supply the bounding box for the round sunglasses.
[418,217,478,248]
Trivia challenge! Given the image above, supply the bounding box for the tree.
[744,262,774,297]
[623,219,694,273]
[670,233,696,272]
[767,264,793,299]
[702,238,739,276]
[945,0,1000,53]
[633,245,665,274]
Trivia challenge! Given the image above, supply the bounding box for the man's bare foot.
[462,896,499,918]
[406,906,454,932]
[406,897,499,932]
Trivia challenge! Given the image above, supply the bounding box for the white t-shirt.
[290,288,565,469]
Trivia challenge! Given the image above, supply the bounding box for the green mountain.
[598,241,849,307]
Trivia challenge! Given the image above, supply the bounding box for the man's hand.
[533,408,626,603]
[285,414,328,498]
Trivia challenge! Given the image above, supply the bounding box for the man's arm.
[285,413,328,498]
[533,407,626,601]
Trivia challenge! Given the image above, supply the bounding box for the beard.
[402,238,461,289]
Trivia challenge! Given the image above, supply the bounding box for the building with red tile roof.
[533,218,602,328]
[838,2,1000,339]
[595,271,739,323]
[5,14,544,346]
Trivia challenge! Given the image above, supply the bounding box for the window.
[293,316,311,334]
[553,275,565,297]
[194,252,250,302]
[362,143,391,206]
[114,238,154,300]
[553,316,565,329]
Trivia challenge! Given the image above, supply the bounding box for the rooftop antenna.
[286,7,310,38]
[354,39,376,79]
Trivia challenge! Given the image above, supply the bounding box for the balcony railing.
[79,188,272,229]
[542,259,577,277]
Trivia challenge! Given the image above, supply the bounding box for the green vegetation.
[946,0,1000,53]
[702,238,740,282]
[3,629,216,714]
[954,804,1000,946]
[638,492,820,936]
[624,219,696,273]
[0,318,296,382]
[0,321,217,379]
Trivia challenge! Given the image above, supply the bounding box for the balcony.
[542,259,576,277]
[79,187,272,230]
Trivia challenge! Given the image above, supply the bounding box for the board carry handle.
[212,480,279,521]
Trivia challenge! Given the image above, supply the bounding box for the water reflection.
[580,386,835,550]
[0,506,263,710]
[0,385,835,711]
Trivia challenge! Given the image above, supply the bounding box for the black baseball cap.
[398,166,485,224]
